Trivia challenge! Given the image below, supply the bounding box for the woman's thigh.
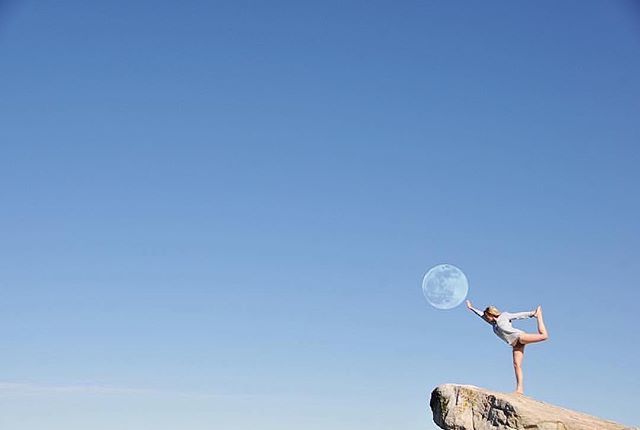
[512,342,525,359]
[518,332,546,345]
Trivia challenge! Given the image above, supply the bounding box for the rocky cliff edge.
[430,384,636,430]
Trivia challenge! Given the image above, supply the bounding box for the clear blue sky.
[1,1,639,429]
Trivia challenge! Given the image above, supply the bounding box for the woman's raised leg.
[518,306,549,345]
[512,342,525,394]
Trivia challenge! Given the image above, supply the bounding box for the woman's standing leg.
[512,342,525,394]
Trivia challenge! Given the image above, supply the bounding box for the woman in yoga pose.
[466,300,548,394]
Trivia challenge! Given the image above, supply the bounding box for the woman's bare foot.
[533,305,542,318]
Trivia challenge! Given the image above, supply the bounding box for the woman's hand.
[466,300,473,310]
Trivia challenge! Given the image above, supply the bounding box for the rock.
[430,384,637,430]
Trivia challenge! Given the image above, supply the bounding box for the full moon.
[422,264,469,310]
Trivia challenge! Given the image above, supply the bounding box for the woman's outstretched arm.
[466,300,490,323]
[507,310,536,320]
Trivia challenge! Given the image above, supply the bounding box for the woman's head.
[483,305,501,321]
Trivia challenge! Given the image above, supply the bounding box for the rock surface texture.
[430,384,637,430]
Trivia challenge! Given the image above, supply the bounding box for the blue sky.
[1,1,639,428]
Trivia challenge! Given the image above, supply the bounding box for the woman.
[466,300,549,394]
